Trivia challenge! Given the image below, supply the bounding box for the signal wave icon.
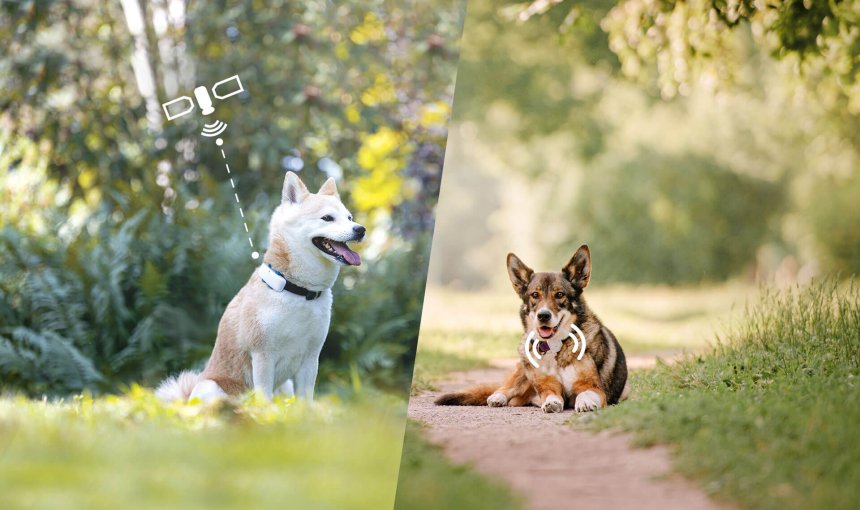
[201,120,228,138]
[524,323,587,368]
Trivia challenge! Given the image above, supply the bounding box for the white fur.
[155,370,200,402]
[559,364,579,396]
[248,288,332,401]
[542,394,564,413]
[278,379,295,398]
[574,390,601,412]
[189,379,227,402]
[487,392,508,407]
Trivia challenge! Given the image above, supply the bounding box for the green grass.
[392,422,525,510]
[580,281,860,510]
[0,388,407,510]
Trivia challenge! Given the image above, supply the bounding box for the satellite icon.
[201,120,228,137]
[161,75,244,121]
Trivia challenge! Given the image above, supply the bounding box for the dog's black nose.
[537,311,552,323]
[353,225,366,237]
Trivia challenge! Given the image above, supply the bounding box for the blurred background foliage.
[430,0,860,290]
[0,0,462,396]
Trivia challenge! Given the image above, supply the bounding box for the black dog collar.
[259,263,323,300]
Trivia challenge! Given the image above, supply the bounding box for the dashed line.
[217,141,258,260]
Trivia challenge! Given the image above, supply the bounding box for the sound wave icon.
[201,120,228,137]
[524,323,587,368]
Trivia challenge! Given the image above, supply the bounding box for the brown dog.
[436,245,628,412]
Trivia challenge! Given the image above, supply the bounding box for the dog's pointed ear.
[507,253,534,296]
[563,244,591,289]
[318,177,339,197]
[282,172,310,205]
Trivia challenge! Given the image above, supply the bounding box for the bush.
[568,150,784,284]
[0,202,426,396]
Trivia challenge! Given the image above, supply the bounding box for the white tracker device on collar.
[258,263,287,292]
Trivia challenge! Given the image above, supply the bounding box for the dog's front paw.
[541,394,564,413]
[487,392,508,407]
[574,390,602,413]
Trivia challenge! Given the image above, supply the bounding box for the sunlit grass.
[582,280,860,510]
[0,387,407,510]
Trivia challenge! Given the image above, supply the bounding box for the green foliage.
[0,208,435,396]
[437,0,860,286]
[573,150,784,284]
[0,388,406,510]
[394,422,526,510]
[454,0,618,162]
[585,281,860,510]
[0,1,462,395]
[0,203,250,395]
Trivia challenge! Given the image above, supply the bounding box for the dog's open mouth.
[537,322,560,339]
[312,237,361,266]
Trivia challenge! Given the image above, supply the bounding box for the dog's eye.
[530,292,539,299]
[321,215,334,222]
[555,291,565,299]
[348,215,353,221]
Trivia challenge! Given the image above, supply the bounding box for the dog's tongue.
[331,241,361,266]
[538,326,554,339]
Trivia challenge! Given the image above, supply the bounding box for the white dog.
[156,172,364,402]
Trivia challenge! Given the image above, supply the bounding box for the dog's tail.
[155,370,200,402]
[435,384,497,406]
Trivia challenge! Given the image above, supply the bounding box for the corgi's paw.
[487,392,508,407]
[541,394,564,413]
[574,390,602,412]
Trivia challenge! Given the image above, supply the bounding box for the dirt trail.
[408,356,728,510]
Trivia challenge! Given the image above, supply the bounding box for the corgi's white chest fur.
[255,287,332,388]
[535,351,578,398]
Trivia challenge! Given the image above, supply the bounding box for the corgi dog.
[435,245,628,413]
[156,172,365,403]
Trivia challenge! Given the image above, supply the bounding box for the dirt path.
[408,357,727,510]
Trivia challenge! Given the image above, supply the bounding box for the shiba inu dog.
[156,172,365,403]
[436,245,628,413]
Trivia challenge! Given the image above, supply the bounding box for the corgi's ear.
[318,177,339,197]
[282,172,310,205]
[507,253,534,296]
[563,244,591,289]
